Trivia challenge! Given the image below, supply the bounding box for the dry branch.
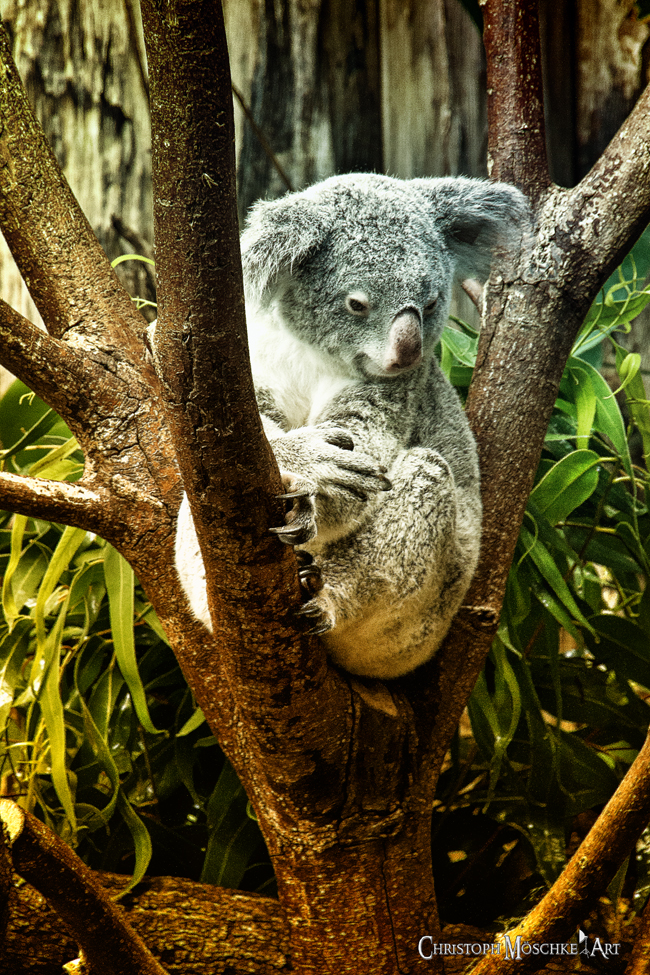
[470,710,650,975]
[0,800,168,975]
[0,473,108,533]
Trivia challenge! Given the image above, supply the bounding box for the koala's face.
[242,173,527,379]
[274,185,455,379]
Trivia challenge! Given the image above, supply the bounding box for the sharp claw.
[299,567,323,595]
[299,566,320,579]
[276,490,310,500]
[308,622,332,636]
[295,602,322,617]
[269,525,307,544]
[295,550,314,566]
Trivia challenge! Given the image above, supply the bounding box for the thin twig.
[231,83,294,192]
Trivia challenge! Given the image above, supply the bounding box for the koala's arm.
[261,381,406,548]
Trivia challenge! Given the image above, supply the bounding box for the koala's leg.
[175,493,327,633]
[305,447,481,679]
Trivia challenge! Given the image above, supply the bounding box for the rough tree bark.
[1,2,650,975]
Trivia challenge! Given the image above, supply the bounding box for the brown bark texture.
[1,869,288,975]
[0,0,650,973]
[0,800,167,975]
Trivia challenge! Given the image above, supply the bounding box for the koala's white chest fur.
[246,306,358,428]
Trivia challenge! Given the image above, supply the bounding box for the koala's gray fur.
[172,173,528,679]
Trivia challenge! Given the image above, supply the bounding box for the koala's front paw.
[269,426,392,544]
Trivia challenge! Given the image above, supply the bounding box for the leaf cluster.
[0,385,272,894]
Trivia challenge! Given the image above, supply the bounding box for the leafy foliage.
[434,227,650,922]
[0,384,273,893]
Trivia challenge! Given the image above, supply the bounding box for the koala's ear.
[412,177,529,280]
[240,192,326,306]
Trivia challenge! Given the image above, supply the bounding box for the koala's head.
[241,174,528,379]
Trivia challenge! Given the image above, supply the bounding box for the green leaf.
[2,515,29,623]
[115,791,153,897]
[0,620,32,729]
[567,358,632,478]
[615,346,650,470]
[177,707,206,737]
[520,526,595,636]
[32,526,88,655]
[200,761,262,888]
[529,450,600,525]
[585,616,650,690]
[103,545,160,735]
[111,253,155,268]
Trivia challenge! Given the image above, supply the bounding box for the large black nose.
[384,308,423,372]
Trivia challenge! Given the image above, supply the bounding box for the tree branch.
[0,821,12,944]
[0,27,145,357]
[0,800,168,975]
[140,0,345,761]
[419,17,650,765]
[0,473,109,532]
[0,299,107,423]
[481,0,550,200]
[564,83,650,292]
[471,725,650,975]
[3,868,290,975]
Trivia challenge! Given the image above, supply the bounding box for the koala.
[172,173,527,679]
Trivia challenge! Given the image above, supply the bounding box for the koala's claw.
[295,601,323,617]
[308,621,333,636]
[276,489,310,501]
[298,563,324,597]
[293,597,333,637]
[270,523,313,545]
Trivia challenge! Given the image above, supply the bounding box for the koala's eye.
[423,298,438,315]
[346,294,369,316]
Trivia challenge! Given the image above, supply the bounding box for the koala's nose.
[384,308,423,372]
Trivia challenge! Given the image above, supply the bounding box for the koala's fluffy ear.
[412,177,529,280]
[240,192,326,306]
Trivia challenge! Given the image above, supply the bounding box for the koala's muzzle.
[384,308,423,373]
